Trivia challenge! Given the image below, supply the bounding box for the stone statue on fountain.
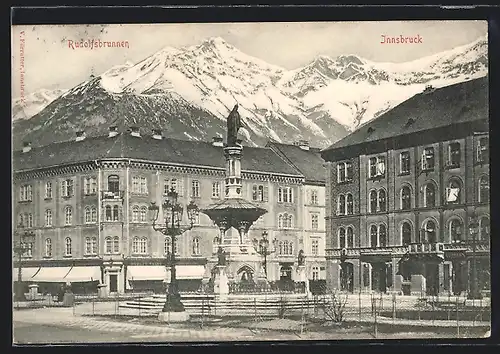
[226,104,243,147]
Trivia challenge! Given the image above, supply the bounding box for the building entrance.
[109,274,118,293]
[425,263,439,296]
[371,262,387,293]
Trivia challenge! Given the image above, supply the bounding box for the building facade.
[13,129,326,295]
[321,77,490,296]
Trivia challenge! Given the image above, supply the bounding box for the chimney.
[22,141,32,153]
[75,130,86,142]
[294,140,310,151]
[152,129,162,140]
[108,126,119,138]
[130,126,141,138]
[212,136,223,147]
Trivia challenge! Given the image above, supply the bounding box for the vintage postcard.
[11,20,490,343]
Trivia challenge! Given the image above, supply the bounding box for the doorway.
[425,263,439,296]
[452,261,467,295]
[340,262,354,293]
[371,263,387,293]
[109,274,118,293]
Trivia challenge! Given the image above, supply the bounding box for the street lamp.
[252,231,278,278]
[467,215,482,300]
[149,187,199,313]
[13,223,35,301]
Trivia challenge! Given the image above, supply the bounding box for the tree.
[320,288,349,323]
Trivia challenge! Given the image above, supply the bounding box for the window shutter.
[263,185,269,202]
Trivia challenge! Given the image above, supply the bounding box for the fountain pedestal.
[214,265,229,296]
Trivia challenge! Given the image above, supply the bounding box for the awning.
[127,266,167,281]
[30,267,72,283]
[64,266,101,282]
[166,265,206,281]
[12,267,40,281]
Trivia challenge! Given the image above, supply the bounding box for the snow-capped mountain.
[12,88,67,121]
[12,35,487,149]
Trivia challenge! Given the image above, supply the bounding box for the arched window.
[113,205,120,221]
[378,190,387,212]
[278,241,283,255]
[45,209,52,227]
[283,241,290,255]
[140,207,147,222]
[287,214,293,228]
[132,237,139,254]
[108,175,120,194]
[192,237,200,255]
[85,237,97,255]
[480,217,490,242]
[401,186,411,210]
[424,183,436,208]
[85,207,92,223]
[369,190,377,213]
[164,237,177,255]
[446,178,462,204]
[479,176,490,203]
[346,194,354,215]
[449,219,463,243]
[379,224,387,247]
[338,194,346,215]
[278,214,283,228]
[113,236,120,253]
[105,205,112,221]
[91,207,97,222]
[338,227,346,249]
[132,206,139,222]
[105,237,113,253]
[140,237,148,254]
[401,222,412,246]
[423,220,437,243]
[346,227,354,248]
[65,238,72,256]
[45,238,52,257]
[64,206,73,225]
[370,225,378,248]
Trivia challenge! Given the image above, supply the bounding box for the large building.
[12,128,326,295]
[321,77,490,296]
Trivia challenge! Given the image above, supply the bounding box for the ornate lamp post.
[148,187,199,313]
[467,214,482,300]
[252,231,278,278]
[13,223,35,301]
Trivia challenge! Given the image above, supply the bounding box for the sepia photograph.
[11,19,490,343]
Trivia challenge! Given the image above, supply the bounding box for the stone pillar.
[296,264,310,295]
[213,265,229,297]
[438,263,445,294]
[392,258,398,293]
[28,284,39,300]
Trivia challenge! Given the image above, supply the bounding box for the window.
[64,206,73,225]
[132,206,140,222]
[278,213,293,229]
[421,147,435,171]
[448,142,461,168]
[45,238,52,257]
[108,175,120,194]
[45,182,53,199]
[399,151,410,175]
[423,220,437,243]
[113,236,120,253]
[479,176,490,203]
[311,239,319,255]
[21,242,33,258]
[369,190,377,213]
[338,228,346,249]
[132,237,148,254]
[346,194,354,215]
[212,182,220,198]
[401,222,412,246]
[140,207,147,222]
[252,184,266,202]
[45,209,52,227]
[378,189,387,212]
[164,178,183,196]
[61,179,74,198]
[400,186,412,210]
[105,237,113,254]
[370,225,378,248]
[346,227,354,248]
[19,213,24,227]
[65,238,72,256]
[477,137,489,163]
[113,205,120,221]
[379,225,387,247]
[449,219,463,243]
[278,187,294,203]
[480,217,490,242]
[132,176,147,194]
[369,156,385,178]
[311,213,319,230]
[84,177,97,195]
[337,162,353,183]
[164,237,179,255]
[106,236,120,254]
[279,240,294,255]
[424,183,436,208]
[19,184,33,202]
[192,237,200,255]
[105,205,112,221]
[337,194,346,215]
[310,190,318,205]
[312,267,320,280]
[192,180,200,198]
[20,213,34,228]
[85,237,97,255]
[446,179,462,204]
[91,207,97,223]
[86,206,97,223]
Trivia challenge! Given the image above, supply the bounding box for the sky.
[11,20,487,96]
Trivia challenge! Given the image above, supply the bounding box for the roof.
[13,133,302,177]
[267,142,326,184]
[321,76,489,157]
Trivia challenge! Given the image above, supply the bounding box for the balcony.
[408,242,444,254]
[101,190,124,200]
